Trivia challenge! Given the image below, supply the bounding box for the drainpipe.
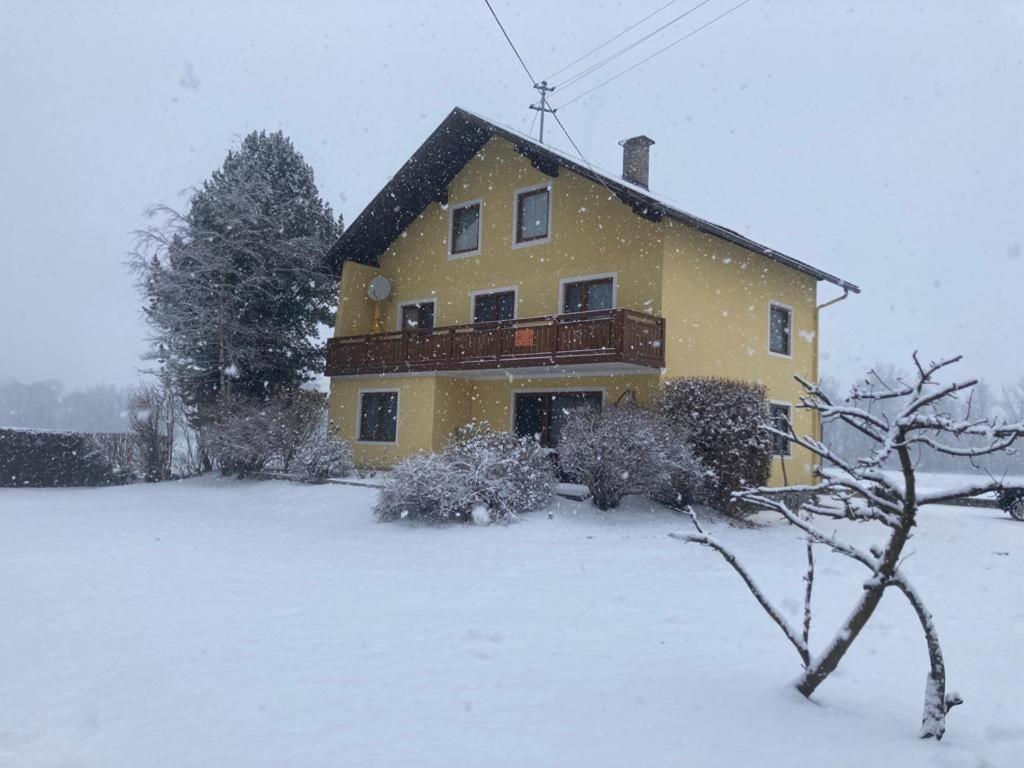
[812,285,853,467]
[817,286,851,311]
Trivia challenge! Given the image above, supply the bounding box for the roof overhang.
[328,107,860,294]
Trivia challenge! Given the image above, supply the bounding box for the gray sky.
[2,0,1022,390]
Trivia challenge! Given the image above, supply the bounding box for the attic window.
[769,302,792,356]
[514,186,550,245]
[449,200,481,258]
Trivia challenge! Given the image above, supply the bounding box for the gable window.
[513,391,602,448]
[769,302,792,356]
[514,186,551,244]
[449,200,481,257]
[769,402,792,456]
[473,290,516,323]
[562,276,614,313]
[399,300,435,331]
[359,391,399,443]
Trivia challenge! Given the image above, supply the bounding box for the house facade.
[325,108,858,485]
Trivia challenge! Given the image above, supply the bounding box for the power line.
[557,0,756,110]
[482,0,537,85]
[551,112,623,204]
[554,0,716,92]
[545,0,682,82]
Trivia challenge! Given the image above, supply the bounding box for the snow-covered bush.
[375,422,555,524]
[657,377,773,513]
[374,453,454,523]
[293,430,353,481]
[127,381,172,482]
[558,404,705,510]
[206,396,278,477]
[207,389,339,478]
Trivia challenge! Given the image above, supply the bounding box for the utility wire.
[558,0,755,110]
[551,112,624,203]
[555,0,716,92]
[483,0,537,85]
[545,0,681,82]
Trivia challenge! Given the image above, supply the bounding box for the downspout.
[812,285,853,459]
[817,286,852,312]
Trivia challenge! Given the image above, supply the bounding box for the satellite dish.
[367,275,392,302]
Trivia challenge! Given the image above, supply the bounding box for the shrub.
[375,422,555,524]
[127,382,172,482]
[206,396,278,477]
[558,404,706,510]
[0,428,131,487]
[207,389,337,478]
[656,377,773,513]
[294,429,354,481]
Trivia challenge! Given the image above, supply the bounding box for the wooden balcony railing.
[325,308,665,376]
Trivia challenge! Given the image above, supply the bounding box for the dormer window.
[449,200,481,258]
[514,185,551,245]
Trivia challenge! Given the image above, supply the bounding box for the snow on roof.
[330,107,860,294]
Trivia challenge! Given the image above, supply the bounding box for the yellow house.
[325,108,858,485]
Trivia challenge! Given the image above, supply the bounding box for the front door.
[513,391,602,448]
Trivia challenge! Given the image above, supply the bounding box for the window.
[562,277,614,313]
[450,201,481,256]
[359,391,398,443]
[473,290,516,323]
[769,403,792,456]
[769,303,792,356]
[513,391,602,448]
[515,187,550,244]
[399,301,435,330]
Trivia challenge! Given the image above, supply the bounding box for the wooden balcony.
[325,308,665,377]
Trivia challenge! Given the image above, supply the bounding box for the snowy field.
[1,477,1021,767]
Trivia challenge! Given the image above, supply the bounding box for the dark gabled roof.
[328,107,860,293]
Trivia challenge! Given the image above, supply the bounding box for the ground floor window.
[513,391,602,448]
[769,402,792,456]
[359,390,399,443]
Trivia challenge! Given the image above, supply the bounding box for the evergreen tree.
[132,131,343,430]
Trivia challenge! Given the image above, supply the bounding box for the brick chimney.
[619,135,655,189]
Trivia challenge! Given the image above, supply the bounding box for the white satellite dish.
[367,275,392,302]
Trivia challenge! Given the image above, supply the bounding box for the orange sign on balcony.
[514,328,535,347]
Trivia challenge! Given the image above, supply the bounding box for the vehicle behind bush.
[656,377,773,514]
[375,422,555,524]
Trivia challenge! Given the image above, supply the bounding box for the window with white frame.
[399,301,435,330]
[769,303,792,356]
[449,200,481,256]
[769,402,792,456]
[514,186,550,244]
[359,391,398,443]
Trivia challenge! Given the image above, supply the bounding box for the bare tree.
[127,381,172,482]
[674,354,1024,740]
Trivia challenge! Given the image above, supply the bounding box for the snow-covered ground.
[1,476,1021,767]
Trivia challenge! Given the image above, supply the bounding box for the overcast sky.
[2,0,1022,391]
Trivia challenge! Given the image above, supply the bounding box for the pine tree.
[132,131,343,431]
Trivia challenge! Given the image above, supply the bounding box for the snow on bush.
[294,430,354,481]
[375,422,555,524]
[207,389,352,479]
[657,377,772,514]
[558,404,706,510]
